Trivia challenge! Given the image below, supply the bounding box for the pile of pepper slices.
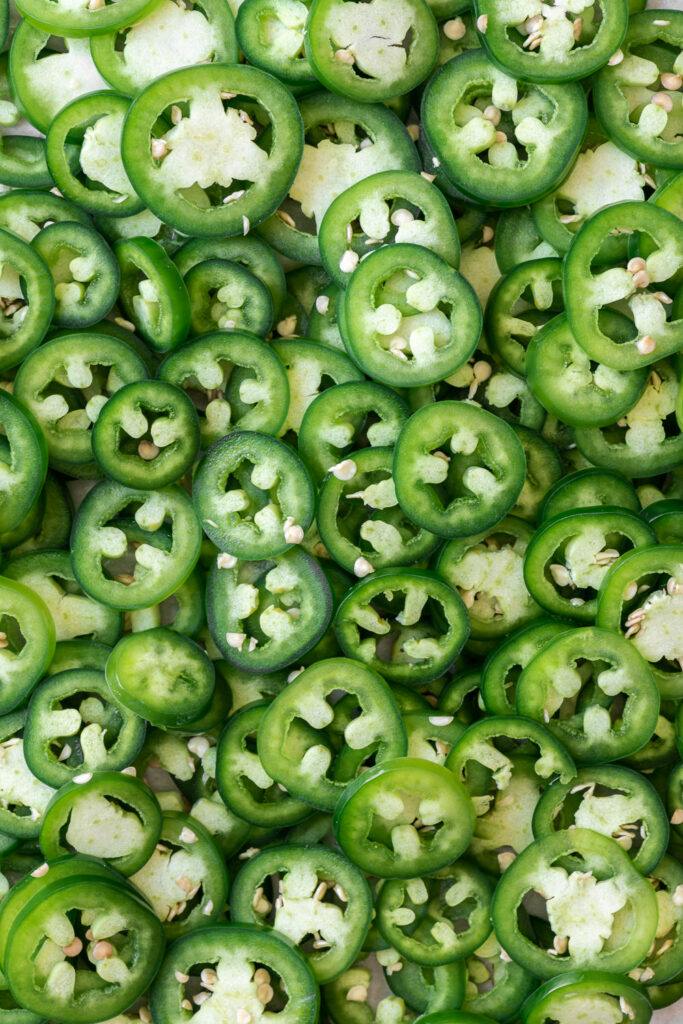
[0,0,680,1022]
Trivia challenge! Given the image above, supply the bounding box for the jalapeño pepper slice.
[421,49,588,206]
[333,757,475,878]
[206,547,333,672]
[596,544,683,699]
[334,568,469,685]
[257,658,407,811]
[532,763,669,876]
[13,331,148,468]
[0,576,55,715]
[71,481,202,611]
[492,828,659,978]
[215,701,313,829]
[393,401,526,539]
[446,716,575,875]
[338,243,481,389]
[39,769,162,875]
[92,379,200,489]
[593,10,683,169]
[46,92,144,218]
[157,328,290,447]
[150,925,319,1024]
[520,971,653,1024]
[23,668,146,788]
[375,861,493,967]
[298,381,409,485]
[230,843,372,983]
[106,628,215,729]
[129,810,228,938]
[0,228,54,373]
[305,0,439,103]
[32,221,120,329]
[121,64,304,239]
[480,617,572,717]
[523,506,656,622]
[515,625,660,764]
[317,446,440,575]
[474,0,629,83]
[435,516,542,641]
[564,201,683,371]
[319,170,460,289]
[193,431,315,561]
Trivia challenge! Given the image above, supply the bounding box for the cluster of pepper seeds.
[0,1,680,1024]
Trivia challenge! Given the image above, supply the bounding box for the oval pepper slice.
[319,169,460,288]
[305,0,439,102]
[158,328,290,447]
[0,576,55,715]
[299,380,409,485]
[333,757,475,878]
[334,568,469,684]
[436,515,542,641]
[523,506,656,622]
[46,91,144,218]
[564,201,683,371]
[257,657,407,811]
[338,243,481,388]
[492,828,658,978]
[39,769,162,875]
[394,401,526,539]
[5,875,164,1024]
[150,924,319,1024]
[92,379,200,489]
[515,625,660,764]
[106,627,215,728]
[91,0,238,95]
[231,843,372,983]
[32,221,120,329]
[532,763,669,877]
[71,481,202,611]
[215,701,313,829]
[593,10,683,169]
[14,331,149,468]
[122,64,304,238]
[129,810,228,938]
[376,860,493,967]
[24,667,146,788]
[474,0,628,83]
[317,446,440,574]
[596,544,683,699]
[421,48,587,206]
[520,971,652,1024]
[194,430,315,561]
[207,547,333,672]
